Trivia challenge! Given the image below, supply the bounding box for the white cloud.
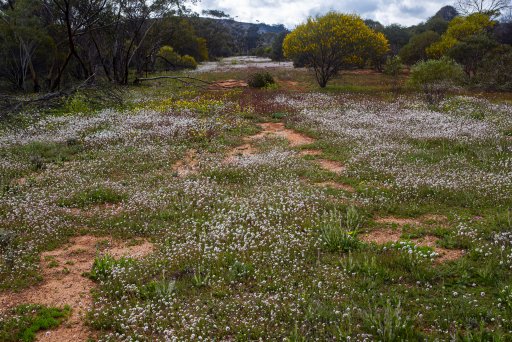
[190,0,453,27]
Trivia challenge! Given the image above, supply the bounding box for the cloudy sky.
[190,0,453,27]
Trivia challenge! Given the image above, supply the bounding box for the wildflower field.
[1,60,512,341]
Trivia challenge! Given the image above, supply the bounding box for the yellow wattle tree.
[426,13,495,59]
[283,12,389,87]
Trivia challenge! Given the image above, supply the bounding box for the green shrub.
[363,299,418,341]
[64,92,90,114]
[409,57,464,104]
[248,72,275,88]
[319,207,362,253]
[88,254,134,281]
[473,45,512,91]
[384,55,403,94]
[179,55,198,69]
[156,46,198,70]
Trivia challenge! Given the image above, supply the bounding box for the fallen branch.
[0,74,123,118]
[133,76,212,86]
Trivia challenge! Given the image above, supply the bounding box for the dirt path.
[316,159,346,173]
[249,122,315,147]
[225,122,350,177]
[225,122,315,163]
[374,215,447,226]
[0,235,153,342]
[208,79,248,90]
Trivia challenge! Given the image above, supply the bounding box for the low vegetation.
[0,305,70,342]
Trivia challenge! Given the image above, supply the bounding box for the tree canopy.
[426,13,495,58]
[283,12,389,87]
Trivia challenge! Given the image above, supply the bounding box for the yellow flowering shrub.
[426,13,495,59]
[283,12,389,87]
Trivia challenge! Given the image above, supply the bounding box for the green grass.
[57,186,126,208]
[0,305,70,342]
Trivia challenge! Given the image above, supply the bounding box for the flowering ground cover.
[1,63,512,341]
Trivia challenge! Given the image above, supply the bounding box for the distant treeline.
[0,0,288,93]
[1,1,511,93]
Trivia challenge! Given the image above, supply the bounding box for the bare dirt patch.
[208,79,248,90]
[421,214,448,223]
[224,143,258,164]
[299,149,322,156]
[172,149,199,176]
[250,123,315,147]
[0,236,153,342]
[375,216,421,226]
[317,159,346,173]
[61,203,123,217]
[342,69,380,75]
[315,181,355,193]
[277,79,306,91]
[375,214,448,226]
[361,229,463,263]
[361,229,402,244]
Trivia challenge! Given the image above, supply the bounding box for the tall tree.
[0,0,53,91]
[43,0,108,90]
[455,0,512,17]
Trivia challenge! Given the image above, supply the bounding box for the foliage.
[409,58,465,104]
[427,13,495,58]
[271,31,288,61]
[319,207,362,252]
[88,255,135,281]
[381,24,412,55]
[160,18,208,62]
[447,33,498,77]
[57,186,125,208]
[384,56,403,77]
[180,55,198,69]
[283,12,389,87]
[363,299,418,341]
[384,56,404,93]
[399,31,441,65]
[473,44,512,90]
[0,305,70,342]
[156,46,198,70]
[248,72,275,88]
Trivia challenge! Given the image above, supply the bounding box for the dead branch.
[0,74,122,118]
[133,75,212,86]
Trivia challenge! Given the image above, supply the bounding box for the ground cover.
[1,58,511,341]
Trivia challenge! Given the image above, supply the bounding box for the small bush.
[156,46,198,70]
[319,207,362,253]
[88,254,134,281]
[64,92,90,114]
[248,72,275,88]
[364,299,417,341]
[179,55,198,69]
[409,57,464,105]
